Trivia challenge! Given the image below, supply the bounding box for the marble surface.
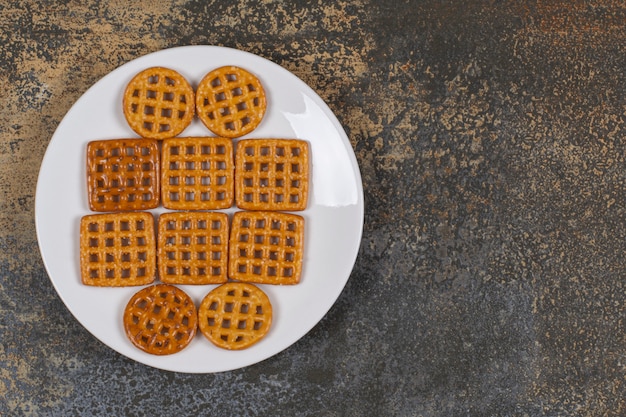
[3,1,626,415]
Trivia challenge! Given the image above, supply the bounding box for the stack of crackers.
[78,66,310,354]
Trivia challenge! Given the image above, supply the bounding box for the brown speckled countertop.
[3,1,626,415]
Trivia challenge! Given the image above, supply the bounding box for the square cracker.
[80,212,156,286]
[158,211,229,284]
[235,139,309,211]
[228,211,304,285]
[86,138,160,212]
[161,137,234,210]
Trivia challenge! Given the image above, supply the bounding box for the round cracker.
[195,66,266,138]
[198,282,272,350]
[123,67,195,139]
[123,284,197,355]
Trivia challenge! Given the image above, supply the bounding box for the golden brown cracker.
[123,284,197,355]
[80,212,156,286]
[123,67,195,139]
[161,137,234,210]
[235,139,309,211]
[228,211,304,285]
[197,282,272,350]
[158,211,229,285]
[195,66,266,138]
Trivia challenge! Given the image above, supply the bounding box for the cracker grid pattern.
[123,67,195,139]
[195,66,266,138]
[235,139,309,211]
[80,212,156,286]
[87,139,160,212]
[123,284,197,355]
[228,211,304,285]
[161,137,234,210]
[158,211,229,284]
[198,282,272,350]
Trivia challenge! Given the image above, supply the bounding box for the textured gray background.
[3,1,626,415]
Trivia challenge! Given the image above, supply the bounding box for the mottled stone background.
[2,0,626,415]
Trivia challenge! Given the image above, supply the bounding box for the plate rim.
[34,45,364,373]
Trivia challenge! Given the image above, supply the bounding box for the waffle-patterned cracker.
[161,137,234,210]
[86,138,160,212]
[80,212,156,286]
[198,282,272,350]
[235,139,309,211]
[158,211,229,284]
[228,211,304,285]
[123,284,198,355]
[195,66,266,138]
[123,67,195,139]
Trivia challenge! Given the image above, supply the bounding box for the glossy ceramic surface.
[35,46,364,373]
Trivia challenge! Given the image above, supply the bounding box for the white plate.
[35,45,364,373]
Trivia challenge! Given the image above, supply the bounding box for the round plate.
[35,45,364,373]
